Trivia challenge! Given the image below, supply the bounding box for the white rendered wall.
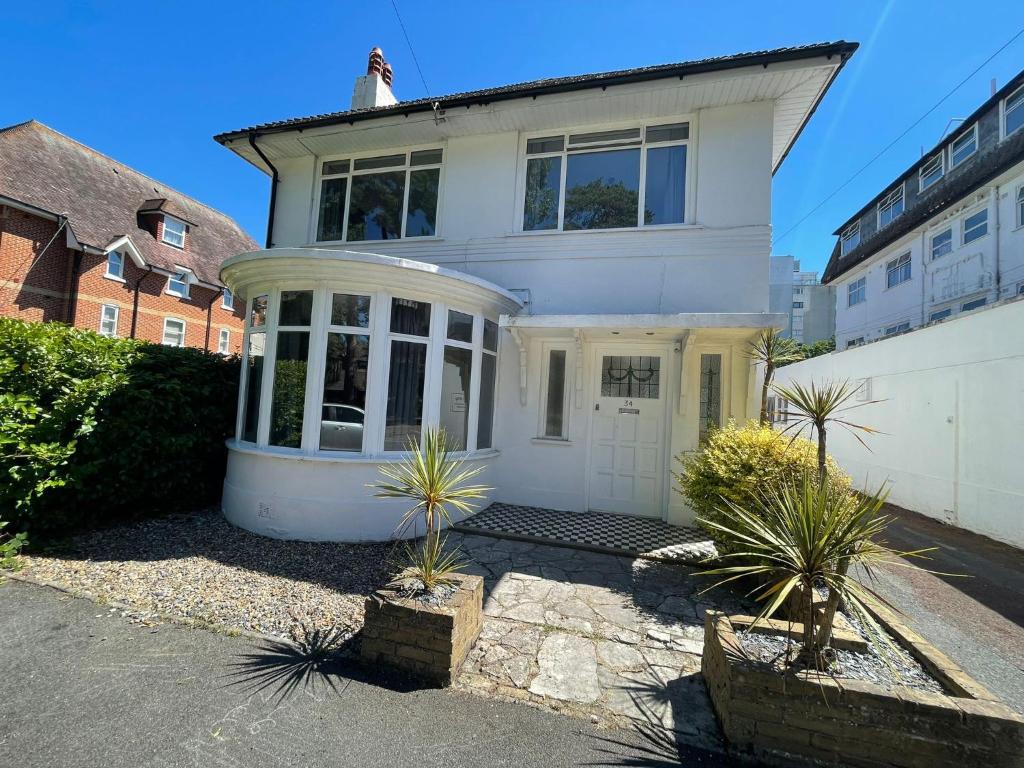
[774,298,1024,549]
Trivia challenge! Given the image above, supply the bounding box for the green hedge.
[0,318,239,538]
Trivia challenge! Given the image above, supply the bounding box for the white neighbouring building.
[213,42,857,541]
[769,255,835,343]
[824,69,1024,350]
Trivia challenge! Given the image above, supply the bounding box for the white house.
[824,70,1024,350]
[213,42,857,541]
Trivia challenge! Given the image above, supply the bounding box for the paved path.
[0,579,743,768]
[867,504,1024,712]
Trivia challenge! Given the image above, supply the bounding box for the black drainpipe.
[248,133,279,249]
[204,287,225,352]
[64,248,83,324]
[130,265,154,339]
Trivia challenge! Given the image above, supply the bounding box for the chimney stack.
[351,46,397,110]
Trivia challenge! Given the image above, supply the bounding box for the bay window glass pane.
[347,171,405,240]
[564,148,640,230]
[545,349,566,438]
[331,293,371,327]
[643,145,686,225]
[477,353,496,449]
[645,123,689,143]
[269,331,309,448]
[354,154,405,171]
[320,333,369,452]
[322,159,350,175]
[406,168,440,237]
[250,294,268,327]
[447,309,473,343]
[410,148,443,166]
[483,319,498,352]
[279,290,313,326]
[439,346,472,450]
[523,157,561,231]
[317,178,347,241]
[385,340,427,450]
[526,136,564,155]
[241,332,265,442]
[390,297,431,336]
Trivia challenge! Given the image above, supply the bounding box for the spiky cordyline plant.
[373,428,489,593]
[747,329,803,425]
[698,474,932,668]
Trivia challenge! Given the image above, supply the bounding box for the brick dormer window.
[162,215,187,248]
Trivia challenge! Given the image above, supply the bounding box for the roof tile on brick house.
[0,120,257,285]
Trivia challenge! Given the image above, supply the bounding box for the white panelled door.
[587,346,669,518]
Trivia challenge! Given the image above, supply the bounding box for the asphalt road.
[867,504,1024,712]
[0,579,740,768]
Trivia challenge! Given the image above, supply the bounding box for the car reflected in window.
[320,404,365,451]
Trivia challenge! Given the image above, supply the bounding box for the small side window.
[542,348,569,439]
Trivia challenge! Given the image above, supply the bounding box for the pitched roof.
[214,41,858,147]
[0,120,258,285]
[822,126,1024,284]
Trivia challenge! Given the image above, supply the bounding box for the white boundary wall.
[773,298,1024,549]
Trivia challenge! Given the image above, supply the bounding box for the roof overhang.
[500,312,789,341]
[103,235,147,268]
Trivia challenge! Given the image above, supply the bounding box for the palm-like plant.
[747,329,802,425]
[373,428,490,592]
[698,474,929,668]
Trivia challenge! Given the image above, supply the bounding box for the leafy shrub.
[0,318,239,538]
[0,520,28,569]
[674,421,851,553]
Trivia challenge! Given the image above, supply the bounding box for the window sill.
[103,274,126,283]
[530,437,573,446]
[227,440,500,463]
[507,223,703,238]
[161,240,185,250]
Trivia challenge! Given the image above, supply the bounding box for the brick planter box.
[703,609,1024,768]
[361,573,483,687]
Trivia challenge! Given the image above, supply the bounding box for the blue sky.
[4,1,1023,275]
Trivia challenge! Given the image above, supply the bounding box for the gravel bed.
[737,614,945,694]
[14,510,393,640]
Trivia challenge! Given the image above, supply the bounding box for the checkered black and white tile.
[454,503,716,563]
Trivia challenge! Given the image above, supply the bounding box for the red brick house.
[0,120,257,352]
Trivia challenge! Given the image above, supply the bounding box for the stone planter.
[361,572,483,687]
[702,608,1024,768]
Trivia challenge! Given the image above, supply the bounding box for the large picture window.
[315,149,443,243]
[522,122,689,232]
[269,291,313,448]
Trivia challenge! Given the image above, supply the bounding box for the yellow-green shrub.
[674,421,851,553]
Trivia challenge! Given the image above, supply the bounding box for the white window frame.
[514,116,697,233]
[166,269,191,299]
[847,276,866,307]
[949,124,978,169]
[104,250,125,281]
[218,328,230,355]
[885,252,912,289]
[310,144,445,244]
[1003,83,1024,140]
[919,153,944,192]
[840,222,861,256]
[537,342,573,440]
[961,297,987,312]
[162,317,186,347]
[222,288,234,310]
[962,207,988,245]
[930,227,953,260]
[877,185,904,229]
[162,216,187,248]
[1016,186,1024,229]
[99,304,119,337]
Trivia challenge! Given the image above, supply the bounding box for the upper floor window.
[840,222,860,256]
[1005,84,1024,138]
[792,301,804,309]
[846,337,865,349]
[162,216,187,248]
[962,297,987,312]
[877,186,904,229]
[847,276,866,306]
[521,122,689,232]
[315,149,443,243]
[919,153,943,191]
[793,286,803,294]
[884,321,910,336]
[963,208,988,244]
[949,125,977,168]
[222,288,234,310]
[1017,186,1024,228]
[167,270,191,298]
[886,252,911,288]
[930,307,952,322]
[931,228,952,260]
[105,250,125,280]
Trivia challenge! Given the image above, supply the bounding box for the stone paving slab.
[447,533,750,752]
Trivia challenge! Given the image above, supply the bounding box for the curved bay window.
[236,286,500,457]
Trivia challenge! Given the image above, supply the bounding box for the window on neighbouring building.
[949,126,977,168]
[963,209,988,244]
[698,353,722,444]
[848,276,866,306]
[162,318,186,347]
[1005,84,1024,138]
[877,186,904,228]
[105,251,124,279]
[222,288,233,310]
[162,216,187,248]
[840,223,861,256]
[218,328,230,355]
[961,297,987,312]
[542,348,569,439]
[793,301,804,309]
[886,252,912,288]
[314,149,443,242]
[521,123,689,231]
[99,304,119,337]
[846,337,865,349]
[1017,281,1024,296]
[1017,186,1024,228]
[919,153,944,191]
[930,308,952,322]
[884,322,910,336]
[167,271,190,298]
[931,228,952,260]
[793,286,803,294]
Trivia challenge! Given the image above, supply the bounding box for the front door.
[587,346,669,517]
